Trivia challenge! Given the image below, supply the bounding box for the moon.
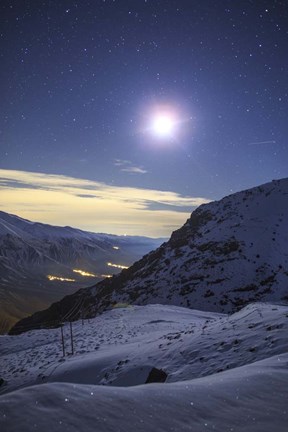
[141,103,186,142]
[148,105,181,139]
[151,113,176,137]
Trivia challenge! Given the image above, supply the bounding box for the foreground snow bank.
[1,303,288,395]
[1,353,287,432]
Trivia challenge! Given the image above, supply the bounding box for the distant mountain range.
[0,211,165,333]
[10,178,288,335]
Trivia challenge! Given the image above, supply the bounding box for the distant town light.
[107,262,129,270]
[47,275,76,282]
[73,269,96,277]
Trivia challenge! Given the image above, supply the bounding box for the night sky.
[1,0,287,236]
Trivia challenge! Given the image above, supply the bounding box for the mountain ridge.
[10,178,288,334]
[0,211,164,333]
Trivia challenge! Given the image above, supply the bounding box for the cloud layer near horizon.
[0,169,210,237]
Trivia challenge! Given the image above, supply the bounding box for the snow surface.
[1,303,288,431]
[1,354,288,432]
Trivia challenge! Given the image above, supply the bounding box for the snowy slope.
[1,303,288,393]
[11,178,288,333]
[1,354,288,432]
[0,211,164,333]
[1,303,288,431]
[100,178,288,313]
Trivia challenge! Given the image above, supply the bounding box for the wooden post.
[60,324,65,357]
[81,308,84,326]
[70,321,74,355]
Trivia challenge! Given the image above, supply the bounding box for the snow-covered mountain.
[1,302,288,431]
[11,178,288,334]
[2,179,288,430]
[0,211,164,333]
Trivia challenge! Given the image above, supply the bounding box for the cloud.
[114,159,147,174]
[121,167,148,174]
[0,169,211,237]
[113,159,132,166]
[248,140,276,146]
[75,194,100,199]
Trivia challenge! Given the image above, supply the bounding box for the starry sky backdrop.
[0,0,287,236]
